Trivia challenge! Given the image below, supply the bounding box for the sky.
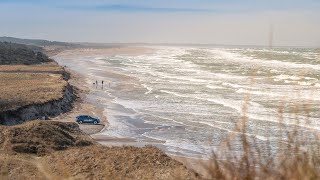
[0,0,319,47]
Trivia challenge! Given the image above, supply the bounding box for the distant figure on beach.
[93,82,95,87]
[101,80,104,89]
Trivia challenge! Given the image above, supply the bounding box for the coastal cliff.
[0,42,76,125]
[0,84,75,125]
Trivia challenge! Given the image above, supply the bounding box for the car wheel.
[93,121,98,125]
[78,121,83,124]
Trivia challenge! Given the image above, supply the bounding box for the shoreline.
[51,46,155,136]
[0,44,201,179]
[51,68,107,135]
[51,47,209,177]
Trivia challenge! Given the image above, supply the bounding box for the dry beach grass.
[0,63,67,113]
[0,121,199,180]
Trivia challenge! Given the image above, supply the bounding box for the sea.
[54,46,320,158]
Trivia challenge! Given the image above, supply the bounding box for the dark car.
[76,115,100,124]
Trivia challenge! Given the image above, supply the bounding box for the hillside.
[0,36,74,47]
[0,121,93,155]
[0,42,52,65]
[0,121,199,180]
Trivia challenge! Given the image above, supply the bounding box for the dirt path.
[0,153,54,180]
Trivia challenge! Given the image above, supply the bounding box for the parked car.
[76,115,100,124]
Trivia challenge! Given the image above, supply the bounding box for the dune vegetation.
[0,42,68,115]
[0,71,67,113]
[0,121,199,180]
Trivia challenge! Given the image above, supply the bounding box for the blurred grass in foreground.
[201,63,320,179]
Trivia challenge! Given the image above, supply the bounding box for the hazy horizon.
[0,0,319,47]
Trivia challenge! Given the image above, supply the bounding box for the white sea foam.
[190,120,269,141]
[142,84,153,94]
[141,134,213,157]
[206,85,225,89]
[270,69,283,73]
[94,57,106,60]
[160,90,189,98]
[298,82,313,86]
[222,82,257,90]
[273,74,301,80]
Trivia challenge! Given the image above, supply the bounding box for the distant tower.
[269,24,274,49]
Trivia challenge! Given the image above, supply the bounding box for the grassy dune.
[0,121,199,180]
[0,64,67,113]
[0,63,63,72]
[0,42,68,113]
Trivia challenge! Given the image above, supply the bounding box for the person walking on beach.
[96,80,98,88]
[102,80,104,89]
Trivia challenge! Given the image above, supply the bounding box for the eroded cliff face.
[0,84,76,125]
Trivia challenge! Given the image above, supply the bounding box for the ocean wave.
[160,90,189,98]
[236,88,320,101]
[142,84,153,94]
[273,74,301,80]
[94,57,105,60]
[206,85,225,89]
[222,82,257,90]
[298,82,313,86]
[207,49,320,70]
[190,120,269,141]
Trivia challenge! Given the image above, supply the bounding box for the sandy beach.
[52,46,210,176]
[52,46,154,135]
[51,68,107,135]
